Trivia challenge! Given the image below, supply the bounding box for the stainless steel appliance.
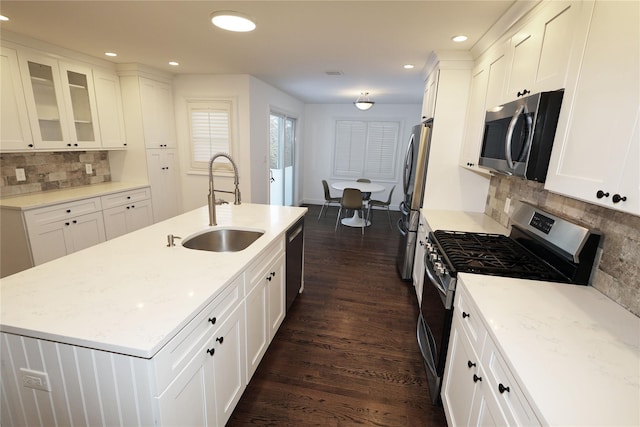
[286,216,304,312]
[397,119,433,280]
[417,201,602,404]
[479,90,564,182]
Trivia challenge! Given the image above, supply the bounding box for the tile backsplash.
[486,175,639,317]
[0,151,111,197]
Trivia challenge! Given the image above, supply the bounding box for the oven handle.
[424,255,447,297]
[397,218,407,236]
[417,316,438,376]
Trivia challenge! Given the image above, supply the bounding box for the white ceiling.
[0,1,520,105]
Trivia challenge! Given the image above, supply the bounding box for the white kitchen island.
[0,202,307,427]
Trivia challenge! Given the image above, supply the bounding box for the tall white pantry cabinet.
[118,69,182,222]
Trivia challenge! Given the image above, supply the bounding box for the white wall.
[302,103,422,210]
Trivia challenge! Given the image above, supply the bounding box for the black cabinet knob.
[126,206,130,210]
[499,383,510,394]
[208,317,217,325]
[206,348,215,356]
[517,89,530,97]
[266,276,272,281]
[613,194,627,203]
[72,220,77,224]
[28,144,34,147]
[462,312,470,319]
[473,374,482,383]
[216,337,224,344]
[66,209,71,213]
[65,222,70,226]
[596,190,610,199]
[467,360,476,368]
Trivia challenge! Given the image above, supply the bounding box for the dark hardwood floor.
[228,204,448,427]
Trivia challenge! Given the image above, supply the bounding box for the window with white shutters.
[188,100,233,170]
[333,120,400,179]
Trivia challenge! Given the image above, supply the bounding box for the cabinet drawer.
[100,187,151,209]
[482,338,541,426]
[455,286,487,351]
[245,235,285,295]
[24,197,102,227]
[152,274,244,394]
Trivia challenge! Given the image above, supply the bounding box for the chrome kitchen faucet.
[208,153,241,226]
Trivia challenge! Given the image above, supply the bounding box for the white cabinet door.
[212,304,246,427]
[421,70,439,121]
[245,271,268,379]
[59,61,101,149]
[484,45,508,110]
[18,49,70,149]
[459,63,489,170]
[93,69,127,149]
[156,339,216,427]
[0,45,33,151]
[504,2,578,100]
[412,216,427,305]
[545,1,639,215]
[29,211,106,265]
[267,253,286,341]
[442,317,482,427]
[103,199,153,240]
[146,149,181,222]
[140,77,176,149]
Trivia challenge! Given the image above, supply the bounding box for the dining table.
[331,180,385,227]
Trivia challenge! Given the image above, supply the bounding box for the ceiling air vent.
[325,71,343,76]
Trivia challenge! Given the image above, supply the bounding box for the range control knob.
[430,253,439,262]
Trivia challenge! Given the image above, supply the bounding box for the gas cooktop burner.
[433,230,568,282]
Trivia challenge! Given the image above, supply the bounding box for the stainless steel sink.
[182,228,264,252]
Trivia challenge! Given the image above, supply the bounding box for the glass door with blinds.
[269,112,296,206]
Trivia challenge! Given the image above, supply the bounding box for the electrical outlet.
[504,197,511,214]
[15,168,26,182]
[85,164,93,174]
[20,368,51,392]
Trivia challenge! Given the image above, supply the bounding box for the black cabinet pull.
[72,220,77,224]
[517,89,530,97]
[271,271,276,277]
[206,348,215,356]
[596,190,610,199]
[28,144,34,147]
[613,194,627,203]
[462,312,470,319]
[66,209,71,213]
[126,206,130,210]
[127,196,131,199]
[208,317,217,325]
[216,337,224,344]
[65,222,70,226]
[473,374,482,383]
[499,383,510,394]
[266,276,272,281]
[467,360,476,368]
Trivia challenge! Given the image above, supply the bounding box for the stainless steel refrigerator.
[397,119,433,280]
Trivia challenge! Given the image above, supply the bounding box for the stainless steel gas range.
[417,201,603,404]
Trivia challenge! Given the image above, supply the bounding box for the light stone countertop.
[0,182,150,210]
[420,208,509,235]
[0,203,307,359]
[459,273,640,426]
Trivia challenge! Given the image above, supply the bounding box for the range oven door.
[417,257,453,404]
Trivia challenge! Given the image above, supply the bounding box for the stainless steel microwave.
[478,90,564,182]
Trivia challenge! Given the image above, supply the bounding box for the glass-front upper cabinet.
[59,62,101,148]
[18,50,101,149]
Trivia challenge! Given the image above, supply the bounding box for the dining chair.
[318,180,341,220]
[357,178,372,203]
[335,188,366,235]
[367,185,395,228]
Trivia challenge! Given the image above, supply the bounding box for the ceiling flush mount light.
[0,15,9,21]
[403,64,415,69]
[354,92,375,111]
[169,61,179,66]
[452,35,468,43]
[104,52,118,57]
[211,11,256,32]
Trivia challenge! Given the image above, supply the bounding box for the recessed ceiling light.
[403,64,415,69]
[211,11,256,32]
[452,35,468,43]
[105,52,118,57]
[0,15,9,21]
[169,61,179,66]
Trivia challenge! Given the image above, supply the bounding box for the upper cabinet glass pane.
[28,61,63,141]
[66,70,95,141]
